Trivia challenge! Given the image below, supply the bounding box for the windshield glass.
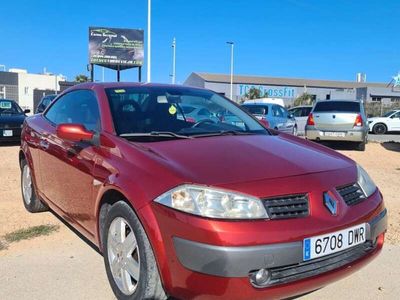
[313,101,360,113]
[0,100,23,114]
[105,86,267,140]
[383,110,396,117]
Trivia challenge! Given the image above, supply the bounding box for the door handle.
[39,139,49,150]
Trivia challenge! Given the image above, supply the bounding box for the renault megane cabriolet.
[20,83,387,300]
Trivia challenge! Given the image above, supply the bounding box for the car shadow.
[318,141,358,151]
[0,141,20,147]
[381,142,400,152]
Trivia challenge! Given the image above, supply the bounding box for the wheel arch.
[95,186,172,294]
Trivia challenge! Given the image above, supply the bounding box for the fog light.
[251,268,271,287]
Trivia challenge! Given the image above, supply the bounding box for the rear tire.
[355,141,366,151]
[102,201,167,300]
[20,159,48,213]
[372,123,387,134]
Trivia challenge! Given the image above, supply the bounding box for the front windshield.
[0,100,23,114]
[105,86,267,140]
[383,110,396,117]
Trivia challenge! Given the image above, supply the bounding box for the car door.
[39,90,100,235]
[389,111,400,130]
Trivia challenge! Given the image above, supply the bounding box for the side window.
[291,108,302,117]
[272,105,284,117]
[391,112,400,118]
[45,90,100,131]
[302,107,312,117]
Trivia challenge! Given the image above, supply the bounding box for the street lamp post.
[172,38,176,84]
[226,42,234,100]
[147,0,151,83]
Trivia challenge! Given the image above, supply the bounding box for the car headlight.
[154,185,268,219]
[357,165,377,197]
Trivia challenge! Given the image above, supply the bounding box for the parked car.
[20,83,386,300]
[242,102,296,134]
[305,100,369,151]
[288,105,313,135]
[177,104,219,123]
[36,94,57,113]
[368,110,400,134]
[0,99,30,142]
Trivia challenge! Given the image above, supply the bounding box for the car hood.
[368,117,387,122]
[0,114,26,124]
[140,134,354,185]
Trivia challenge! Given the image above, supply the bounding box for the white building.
[0,68,66,111]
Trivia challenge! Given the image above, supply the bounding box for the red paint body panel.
[21,82,386,299]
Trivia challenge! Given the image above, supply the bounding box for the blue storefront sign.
[238,84,296,98]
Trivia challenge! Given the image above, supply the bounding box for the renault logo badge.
[323,193,337,215]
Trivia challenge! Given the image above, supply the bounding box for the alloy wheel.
[22,164,32,205]
[107,217,140,296]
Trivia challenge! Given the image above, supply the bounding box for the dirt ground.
[0,142,399,299]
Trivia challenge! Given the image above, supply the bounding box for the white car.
[368,110,400,134]
[288,105,313,136]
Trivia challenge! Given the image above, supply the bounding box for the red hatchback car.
[20,83,387,300]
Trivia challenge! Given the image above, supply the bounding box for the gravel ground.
[0,142,399,299]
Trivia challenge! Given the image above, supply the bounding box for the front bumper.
[174,209,387,281]
[305,126,367,142]
[139,173,386,300]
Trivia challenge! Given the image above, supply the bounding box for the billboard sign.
[89,27,144,70]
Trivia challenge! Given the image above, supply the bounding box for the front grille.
[263,194,309,220]
[262,241,375,287]
[337,183,366,206]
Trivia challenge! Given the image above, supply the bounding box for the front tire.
[372,123,387,134]
[102,201,167,300]
[20,159,47,213]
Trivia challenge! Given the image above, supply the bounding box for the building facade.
[184,73,400,106]
[0,69,65,111]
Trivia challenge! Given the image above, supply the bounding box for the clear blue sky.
[0,0,399,84]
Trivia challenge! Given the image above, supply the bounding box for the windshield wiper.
[191,130,257,138]
[120,131,193,139]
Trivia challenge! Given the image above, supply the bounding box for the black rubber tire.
[372,123,387,135]
[102,201,167,300]
[356,141,366,151]
[20,159,48,213]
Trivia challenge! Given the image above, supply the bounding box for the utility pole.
[147,0,151,82]
[172,38,176,84]
[226,42,234,100]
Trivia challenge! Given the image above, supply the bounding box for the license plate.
[2,130,13,137]
[324,131,345,137]
[303,223,366,261]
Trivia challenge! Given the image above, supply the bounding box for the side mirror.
[56,124,94,143]
[24,109,31,114]
[288,113,294,119]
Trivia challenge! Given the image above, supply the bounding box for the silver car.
[305,100,368,151]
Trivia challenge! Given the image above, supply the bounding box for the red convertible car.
[20,83,387,300]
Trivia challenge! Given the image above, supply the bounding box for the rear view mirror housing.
[56,123,95,143]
